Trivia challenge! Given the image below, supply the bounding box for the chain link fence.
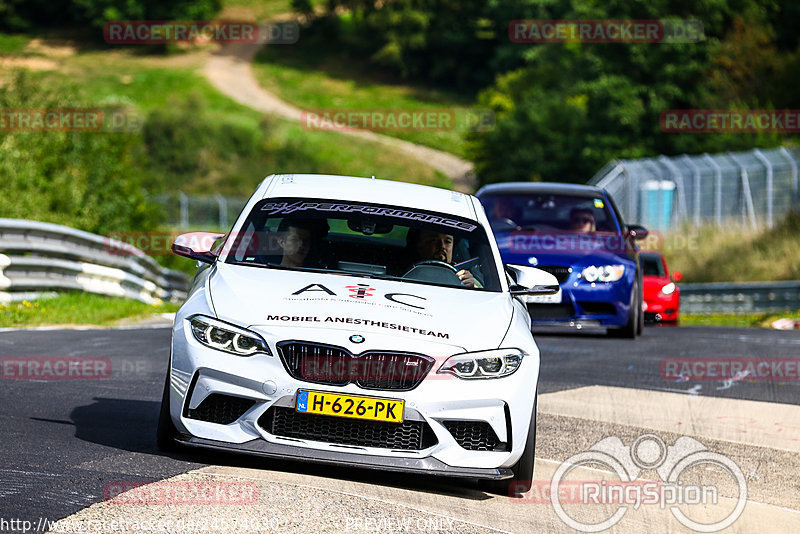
[590,147,800,231]
[152,193,249,231]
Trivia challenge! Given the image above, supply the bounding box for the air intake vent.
[259,406,438,450]
[186,394,256,425]
[443,420,505,451]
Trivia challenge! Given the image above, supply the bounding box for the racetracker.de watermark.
[1,357,111,380]
[300,108,495,133]
[661,358,800,382]
[541,434,747,532]
[104,20,298,44]
[104,231,281,256]
[1,357,150,380]
[103,480,260,505]
[0,108,143,132]
[509,19,704,43]
[660,110,800,133]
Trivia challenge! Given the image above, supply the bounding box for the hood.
[208,263,514,351]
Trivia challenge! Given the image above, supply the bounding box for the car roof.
[476,181,605,197]
[257,174,476,220]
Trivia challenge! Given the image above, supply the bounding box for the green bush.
[142,93,268,189]
[0,0,221,32]
[0,71,160,234]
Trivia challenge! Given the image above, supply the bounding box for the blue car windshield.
[481,193,618,233]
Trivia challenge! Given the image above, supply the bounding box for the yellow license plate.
[295,390,404,423]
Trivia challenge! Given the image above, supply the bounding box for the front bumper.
[168,317,538,479]
[643,295,679,321]
[525,281,632,327]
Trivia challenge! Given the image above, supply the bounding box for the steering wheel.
[410,260,458,273]
[402,260,462,286]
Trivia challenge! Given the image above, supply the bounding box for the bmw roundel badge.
[349,334,365,344]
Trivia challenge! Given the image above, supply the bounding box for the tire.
[609,278,638,339]
[156,369,181,452]
[636,276,644,336]
[484,396,537,497]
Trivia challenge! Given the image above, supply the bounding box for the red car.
[641,252,681,323]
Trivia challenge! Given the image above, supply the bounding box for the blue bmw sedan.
[477,182,648,338]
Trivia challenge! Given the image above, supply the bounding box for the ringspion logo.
[547,434,747,532]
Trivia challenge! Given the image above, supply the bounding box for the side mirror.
[672,270,683,282]
[627,224,649,241]
[506,264,560,295]
[171,232,225,264]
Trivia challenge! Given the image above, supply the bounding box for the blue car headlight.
[437,348,525,379]
[580,264,625,282]
[188,315,271,356]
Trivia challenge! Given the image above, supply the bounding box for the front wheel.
[484,396,537,497]
[609,279,639,339]
[156,370,181,452]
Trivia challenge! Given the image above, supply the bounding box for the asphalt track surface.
[1,325,799,532]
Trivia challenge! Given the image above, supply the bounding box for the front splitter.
[177,435,514,480]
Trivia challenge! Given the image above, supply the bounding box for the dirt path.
[202,34,476,192]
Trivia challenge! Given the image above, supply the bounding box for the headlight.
[438,348,525,379]
[581,264,625,282]
[189,315,271,356]
[661,282,676,295]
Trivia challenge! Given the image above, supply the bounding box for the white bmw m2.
[158,174,558,495]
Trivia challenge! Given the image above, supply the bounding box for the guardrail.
[0,219,190,305]
[680,281,800,314]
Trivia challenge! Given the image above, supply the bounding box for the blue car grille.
[535,265,572,284]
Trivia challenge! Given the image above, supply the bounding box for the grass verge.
[662,211,800,283]
[0,293,180,328]
[2,35,450,196]
[677,311,800,328]
[252,41,476,159]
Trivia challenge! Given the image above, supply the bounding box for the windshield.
[641,254,665,277]
[224,198,501,292]
[480,193,619,234]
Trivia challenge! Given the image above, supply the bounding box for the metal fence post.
[178,191,189,229]
[753,148,773,227]
[215,194,227,230]
[623,163,636,223]
[682,155,702,225]
[779,147,798,207]
[703,153,723,226]
[728,152,758,231]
